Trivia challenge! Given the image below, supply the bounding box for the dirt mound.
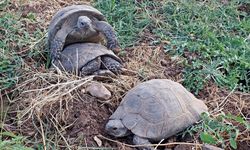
[4,72,115,148]
[8,94,112,147]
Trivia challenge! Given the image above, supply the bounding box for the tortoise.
[105,79,208,150]
[51,43,122,76]
[48,4,120,60]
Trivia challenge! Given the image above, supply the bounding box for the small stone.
[93,136,102,147]
[81,88,86,94]
[86,82,111,100]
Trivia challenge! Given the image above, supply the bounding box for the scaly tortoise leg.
[50,38,64,60]
[80,57,102,76]
[133,135,154,150]
[50,19,75,61]
[93,21,121,53]
[101,56,122,75]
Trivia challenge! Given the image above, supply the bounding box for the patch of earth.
[7,94,126,149]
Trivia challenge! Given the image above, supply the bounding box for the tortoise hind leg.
[101,56,122,75]
[133,135,154,150]
[80,57,101,76]
[93,21,120,53]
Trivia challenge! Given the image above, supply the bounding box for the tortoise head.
[105,119,130,137]
[77,16,94,31]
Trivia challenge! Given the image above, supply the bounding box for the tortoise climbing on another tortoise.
[48,5,120,60]
[105,79,208,150]
[51,43,122,76]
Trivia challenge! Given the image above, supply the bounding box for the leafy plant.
[0,131,32,150]
[183,112,250,149]
[0,10,45,90]
[161,0,250,93]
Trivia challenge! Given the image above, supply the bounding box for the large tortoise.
[48,5,120,60]
[105,79,208,150]
[51,43,122,76]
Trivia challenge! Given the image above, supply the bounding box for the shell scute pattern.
[106,79,209,146]
[122,113,141,130]
[142,97,165,123]
[51,43,122,74]
[122,94,142,114]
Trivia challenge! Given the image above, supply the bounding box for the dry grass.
[11,72,92,120]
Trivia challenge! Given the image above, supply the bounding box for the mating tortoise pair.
[48,5,122,75]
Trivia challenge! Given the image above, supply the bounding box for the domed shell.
[52,43,122,73]
[48,5,105,49]
[109,79,208,141]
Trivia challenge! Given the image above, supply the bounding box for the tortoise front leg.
[50,19,75,61]
[101,56,122,75]
[133,135,154,150]
[93,21,121,53]
[80,57,102,76]
[50,38,64,60]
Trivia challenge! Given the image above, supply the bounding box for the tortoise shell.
[48,5,105,49]
[52,43,122,73]
[109,79,208,141]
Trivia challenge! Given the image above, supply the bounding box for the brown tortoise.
[51,43,122,76]
[105,79,208,150]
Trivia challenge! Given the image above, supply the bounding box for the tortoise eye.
[80,22,85,27]
[113,127,118,130]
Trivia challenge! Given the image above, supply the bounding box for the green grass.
[0,3,46,91]
[0,131,33,150]
[182,112,250,149]
[162,0,250,93]
[94,0,151,48]
[95,0,250,94]
[0,13,22,90]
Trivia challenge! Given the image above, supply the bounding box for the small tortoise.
[105,79,208,150]
[48,5,120,60]
[51,43,122,76]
